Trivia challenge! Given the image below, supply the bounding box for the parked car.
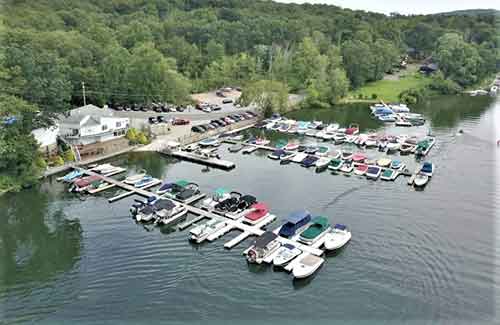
[148,116,158,124]
[212,105,222,111]
[140,106,149,112]
[115,106,124,111]
[224,117,235,124]
[246,111,256,117]
[176,106,185,112]
[132,104,140,111]
[202,106,211,113]
[217,119,228,126]
[191,126,204,133]
[157,116,167,123]
[172,118,190,125]
[198,125,209,132]
[216,90,225,97]
[222,98,233,104]
[204,124,216,130]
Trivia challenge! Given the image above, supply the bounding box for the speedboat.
[298,216,330,245]
[365,165,382,179]
[134,175,156,188]
[157,179,189,195]
[60,169,83,182]
[153,201,188,226]
[377,157,392,168]
[130,197,158,222]
[91,163,113,173]
[414,173,429,187]
[316,146,330,157]
[420,162,434,177]
[201,188,231,210]
[278,123,291,132]
[315,130,327,139]
[328,158,343,171]
[268,149,286,160]
[315,157,331,173]
[284,142,300,151]
[243,202,270,225]
[301,155,319,168]
[331,150,341,159]
[280,151,296,161]
[278,210,312,238]
[254,138,270,146]
[341,147,354,160]
[184,143,199,152]
[414,137,436,157]
[124,170,147,184]
[400,137,418,155]
[291,152,308,163]
[386,141,401,153]
[345,135,358,144]
[213,191,242,214]
[174,183,200,202]
[395,119,412,127]
[292,254,324,279]
[332,133,346,144]
[246,231,281,264]
[352,152,366,163]
[241,146,258,154]
[355,134,368,146]
[199,138,219,147]
[304,145,319,154]
[223,194,257,218]
[189,219,227,243]
[380,168,396,181]
[273,244,302,267]
[275,139,288,149]
[390,160,404,170]
[345,123,359,135]
[228,143,244,152]
[378,138,388,151]
[364,136,378,148]
[339,161,354,174]
[305,129,318,137]
[378,114,397,122]
[323,224,351,250]
[69,175,101,193]
[354,163,368,175]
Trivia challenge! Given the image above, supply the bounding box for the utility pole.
[82,82,87,106]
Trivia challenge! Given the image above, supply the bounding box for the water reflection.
[0,187,82,289]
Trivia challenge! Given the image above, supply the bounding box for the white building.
[59,104,129,146]
[32,125,59,155]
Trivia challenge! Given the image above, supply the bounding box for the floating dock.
[165,150,236,170]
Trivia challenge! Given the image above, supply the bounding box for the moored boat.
[298,216,331,245]
[419,161,434,177]
[339,161,354,174]
[189,219,227,243]
[292,254,324,279]
[278,210,312,238]
[377,157,392,168]
[124,170,147,184]
[390,160,405,170]
[291,152,308,163]
[380,168,396,181]
[354,163,368,175]
[268,149,286,160]
[301,155,319,168]
[323,224,351,250]
[201,188,231,210]
[328,158,343,171]
[60,169,83,182]
[246,231,281,264]
[157,179,189,195]
[243,202,269,225]
[199,137,219,147]
[414,173,429,187]
[315,157,331,173]
[365,165,382,179]
[316,146,330,157]
[228,143,244,152]
[352,152,366,163]
[134,175,156,188]
[273,244,302,267]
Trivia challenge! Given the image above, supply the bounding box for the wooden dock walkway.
[164,150,236,170]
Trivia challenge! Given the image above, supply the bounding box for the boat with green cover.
[380,168,396,181]
[328,158,343,171]
[299,216,331,244]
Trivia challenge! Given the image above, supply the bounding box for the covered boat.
[366,165,382,179]
[246,231,281,264]
[301,155,319,168]
[134,175,155,188]
[414,173,429,187]
[284,142,300,151]
[420,162,434,177]
[345,123,359,135]
[315,157,331,173]
[124,170,147,184]
[380,168,396,181]
[157,179,189,195]
[61,169,83,182]
[70,175,101,193]
[275,139,288,149]
[354,163,368,175]
[299,216,330,244]
[323,224,352,250]
[228,143,244,152]
[268,149,286,160]
[390,160,404,170]
[339,161,354,174]
[292,254,324,279]
[291,152,308,163]
[273,244,302,267]
[199,137,219,147]
[278,210,312,238]
[244,202,269,225]
[316,146,330,157]
[189,219,227,243]
[328,158,343,171]
[175,183,200,202]
[352,153,366,163]
[201,188,231,210]
[377,157,392,167]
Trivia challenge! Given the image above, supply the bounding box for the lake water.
[1,95,498,324]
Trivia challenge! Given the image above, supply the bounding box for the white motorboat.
[184,143,199,152]
[154,205,188,226]
[330,150,341,159]
[124,170,147,184]
[315,130,327,139]
[395,119,412,127]
[386,141,400,153]
[91,163,113,173]
[332,133,346,144]
[241,146,258,154]
[414,173,429,187]
[292,254,325,279]
[339,162,354,173]
[305,129,318,137]
[323,224,351,250]
[291,152,308,163]
[315,157,331,172]
[189,219,227,243]
[364,137,378,148]
[273,244,302,267]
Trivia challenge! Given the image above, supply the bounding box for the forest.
[0,0,498,191]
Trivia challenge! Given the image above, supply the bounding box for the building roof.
[60,104,114,126]
[31,125,59,146]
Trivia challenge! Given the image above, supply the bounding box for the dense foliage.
[0,0,497,191]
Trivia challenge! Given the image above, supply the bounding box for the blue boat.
[301,155,319,168]
[279,210,312,238]
[62,170,83,182]
[420,162,434,177]
[134,175,155,188]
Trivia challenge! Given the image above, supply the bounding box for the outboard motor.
[130,202,145,216]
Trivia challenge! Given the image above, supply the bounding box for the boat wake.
[322,186,363,210]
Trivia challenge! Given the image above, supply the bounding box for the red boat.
[71,175,101,192]
[354,163,369,176]
[352,152,366,163]
[244,202,269,225]
[345,123,359,135]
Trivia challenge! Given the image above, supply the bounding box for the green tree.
[342,40,374,88]
[240,80,288,116]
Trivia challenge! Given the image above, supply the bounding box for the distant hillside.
[436,9,499,16]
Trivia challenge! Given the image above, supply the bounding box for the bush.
[357,93,364,99]
[137,132,149,145]
[52,155,64,166]
[371,93,378,99]
[126,128,138,142]
[399,88,428,105]
[428,72,462,94]
[63,150,76,162]
[35,156,47,170]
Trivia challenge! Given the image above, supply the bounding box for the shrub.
[35,156,47,170]
[52,155,64,166]
[371,93,378,99]
[126,128,138,142]
[63,150,76,162]
[137,132,149,145]
[357,93,364,99]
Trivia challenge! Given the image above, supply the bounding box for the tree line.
[0,0,497,191]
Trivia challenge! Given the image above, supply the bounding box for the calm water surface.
[0,96,498,324]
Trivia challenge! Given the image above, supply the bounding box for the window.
[102,124,108,131]
[72,129,79,136]
[116,122,121,128]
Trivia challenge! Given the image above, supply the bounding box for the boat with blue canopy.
[278,210,312,238]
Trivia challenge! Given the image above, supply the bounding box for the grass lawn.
[345,73,432,103]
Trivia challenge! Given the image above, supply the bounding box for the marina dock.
[165,150,236,170]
